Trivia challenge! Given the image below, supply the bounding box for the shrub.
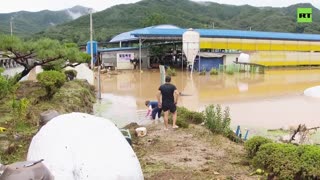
[222,106,231,135]
[175,116,189,128]
[190,111,205,124]
[204,104,232,137]
[0,68,18,100]
[204,105,241,143]
[253,143,301,179]
[224,65,235,75]
[168,106,205,128]
[204,105,217,132]
[11,98,30,126]
[37,71,66,98]
[166,67,176,76]
[42,61,63,71]
[210,68,218,75]
[168,107,188,128]
[244,136,273,158]
[178,106,204,124]
[249,142,320,179]
[226,130,243,143]
[298,145,320,178]
[199,68,206,75]
[64,69,78,80]
[225,69,234,75]
[0,71,11,100]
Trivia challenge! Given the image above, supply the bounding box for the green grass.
[0,80,96,164]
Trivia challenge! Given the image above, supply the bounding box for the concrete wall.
[224,53,240,65]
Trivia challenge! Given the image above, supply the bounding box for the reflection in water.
[218,96,320,129]
[179,74,199,110]
[97,69,320,128]
[94,94,138,128]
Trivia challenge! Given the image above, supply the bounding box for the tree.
[142,13,167,27]
[37,70,66,99]
[0,35,90,83]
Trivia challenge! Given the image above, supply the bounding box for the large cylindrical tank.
[86,41,98,55]
[183,28,200,70]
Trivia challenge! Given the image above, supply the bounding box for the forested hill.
[0,6,90,37]
[34,0,320,44]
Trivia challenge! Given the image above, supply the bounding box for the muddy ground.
[130,122,259,180]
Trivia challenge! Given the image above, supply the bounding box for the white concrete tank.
[183,28,200,72]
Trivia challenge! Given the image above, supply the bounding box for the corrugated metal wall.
[200,38,320,66]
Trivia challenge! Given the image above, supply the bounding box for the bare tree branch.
[289,124,302,143]
[14,59,27,68]
[62,62,82,68]
[2,53,27,68]
[35,56,63,66]
[1,54,13,59]
[307,126,320,131]
[288,125,319,144]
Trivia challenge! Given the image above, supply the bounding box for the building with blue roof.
[110,24,320,42]
[102,24,320,70]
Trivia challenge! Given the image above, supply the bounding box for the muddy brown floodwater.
[95,68,320,129]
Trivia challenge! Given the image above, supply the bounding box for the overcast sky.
[0,0,318,13]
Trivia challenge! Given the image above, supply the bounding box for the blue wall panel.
[193,57,223,71]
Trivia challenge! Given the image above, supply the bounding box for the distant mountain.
[3,0,319,44]
[35,0,320,44]
[0,6,91,37]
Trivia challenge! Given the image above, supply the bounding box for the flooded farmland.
[95,68,320,129]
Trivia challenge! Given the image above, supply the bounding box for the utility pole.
[97,54,101,99]
[139,38,141,72]
[90,10,93,70]
[89,9,101,99]
[212,22,215,29]
[10,17,13,36]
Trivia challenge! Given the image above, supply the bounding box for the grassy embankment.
[0,79,96,164]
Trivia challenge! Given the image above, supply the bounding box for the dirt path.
[131,123,257,180]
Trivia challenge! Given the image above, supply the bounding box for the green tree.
[142,13,167,27]
[0,35,90,83]
[37,70,66,98]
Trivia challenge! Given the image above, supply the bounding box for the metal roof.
[196,29,320,41]
[109,24,181,43]
[109,24,320,42]
[109,31,138,43]
[98,47,140,52]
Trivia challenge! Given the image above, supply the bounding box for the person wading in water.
[156,75,179,130]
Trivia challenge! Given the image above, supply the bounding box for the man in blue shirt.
[145,100,162,120]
